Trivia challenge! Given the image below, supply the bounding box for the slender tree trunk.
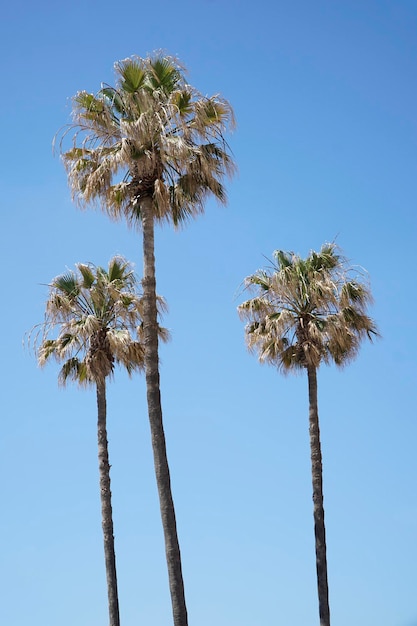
[306,365,330,626]
[96,379,120,626]
[140,196,188,626]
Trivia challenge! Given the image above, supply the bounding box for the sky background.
[1,1,416,625]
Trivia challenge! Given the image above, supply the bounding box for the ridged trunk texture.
[307,365,331,626]
[140,196,188,626]
[96,379,120,626]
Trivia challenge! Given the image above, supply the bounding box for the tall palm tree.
[35,256,163,626]
[238,243,379,626]
[58,53,236,626]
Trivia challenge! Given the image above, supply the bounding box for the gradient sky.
[1,1,416,625]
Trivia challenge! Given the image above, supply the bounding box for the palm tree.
[238,243,379,626]
[35,256,163,626]
[57,53,236,626]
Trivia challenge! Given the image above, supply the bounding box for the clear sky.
[1,1,416,625]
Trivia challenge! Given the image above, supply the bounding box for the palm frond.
[77,263,95,288]
[115,58,147,94]
[147,56,182,93]
[58,357,91,387]
[52,272,79,297]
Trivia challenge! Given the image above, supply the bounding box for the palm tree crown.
[37,256,158,383]
[59,54,236,227]
[238,243,379,371]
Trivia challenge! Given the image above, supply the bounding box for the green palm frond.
[58,357,91,387]
[77,263,95,288]
[107,256,135,285]
[116,58,147,94]
[171,90,193,117]
[273,250,293,270]
[74,91,105,113]
[53,272,79,297]
[147,57,182,93]
[100,87,126,116]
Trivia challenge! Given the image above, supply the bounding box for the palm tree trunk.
[306,364,330,626]
[96,379,120,626]
[140,196,188,626]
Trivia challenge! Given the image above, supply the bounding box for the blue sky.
[1,1,416,625]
